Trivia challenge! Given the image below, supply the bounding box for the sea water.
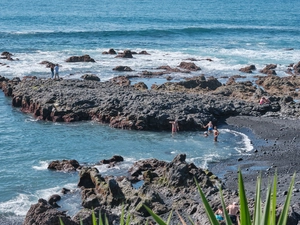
[0,0,299,224]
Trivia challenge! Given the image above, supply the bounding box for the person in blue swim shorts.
[203,121,214,133]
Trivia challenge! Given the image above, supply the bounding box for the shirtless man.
[213,126,219,142]
[203,121,214,133]
[226,202,239,225]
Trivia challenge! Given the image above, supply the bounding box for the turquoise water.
[0,0,299,224]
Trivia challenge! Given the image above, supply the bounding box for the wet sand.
[210,116,300,206]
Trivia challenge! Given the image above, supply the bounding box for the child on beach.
[169,120,179,133]
[215,205,224,222]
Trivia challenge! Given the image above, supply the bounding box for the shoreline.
[210,116,300,206]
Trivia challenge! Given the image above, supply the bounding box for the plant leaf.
[253,173,262,225]
[219,186,232,225]
[195,178,220,225]
[238,169,251,224]
[277,172,295,225]
[143,205,167,225]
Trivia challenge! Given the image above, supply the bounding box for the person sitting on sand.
[215,205,224,222]
[213,126,219,142]
[169,120,179,133]
[259,96,270,105]
[203,121,214,133]
[226,202,239,225]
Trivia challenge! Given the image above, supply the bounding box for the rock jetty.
[0,74,299,131]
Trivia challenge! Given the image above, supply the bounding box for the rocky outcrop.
[102,48,117,54]
[48,159,81,172]
[239,65,256,73]
[115,50,133,58]
[75,154,227,224]
[48,194,61,208]
[65,55,95,63]
[99,155,124,167]
[151,75,222,92]
[138,50,150,55]
[293,61,300,75]
[23,154,300,224]
[255,75,300,98]
[156,65,190,74]
[112,66,133,71]
[178,62,201,71]
[23,198,77,225]
[1,75,299,131]
[260,64,277,75]
[1,51,14,60]
[81,74,100,81]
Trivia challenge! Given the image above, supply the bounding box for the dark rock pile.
[23,154,235,225]
[0,75,299,131]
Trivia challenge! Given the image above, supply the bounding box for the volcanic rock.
[48,159,81,172]
[65,55,95,62]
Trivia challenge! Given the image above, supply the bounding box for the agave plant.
[144,169,295,225]
[59,169,295,225]
[59,206,131,225]
[196,169,295,225]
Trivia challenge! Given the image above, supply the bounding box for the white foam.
[94,157,135,176]
[0,194,33,216]
[1,47,299,81]
[221,128,253,153]
[32,161,49,170]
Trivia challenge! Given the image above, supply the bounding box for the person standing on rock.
[50,64,54,78]
[54,64,59,79]
[226,202,239,225]
[169,120,179,133]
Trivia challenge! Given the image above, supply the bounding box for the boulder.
[109,76,131,86]
[102,48,117,54]
[115,50,133,58]
[65,55,95,62]
[48,159,81,172]
[1,51,14,60]
[99,155,124,166]
[23,198,76,225]
[134,82,148,90]
[138,50,150,55]
[239,65,256,73]
[293,61,300,74]
[260,64,277,75]
[48,194,61,208]
[112,66,133,71]
[178,62,201,71]
[81,74,100,81]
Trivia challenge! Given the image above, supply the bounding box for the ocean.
[0,0,299,224]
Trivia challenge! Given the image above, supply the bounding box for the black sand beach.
[210,116,300,206]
